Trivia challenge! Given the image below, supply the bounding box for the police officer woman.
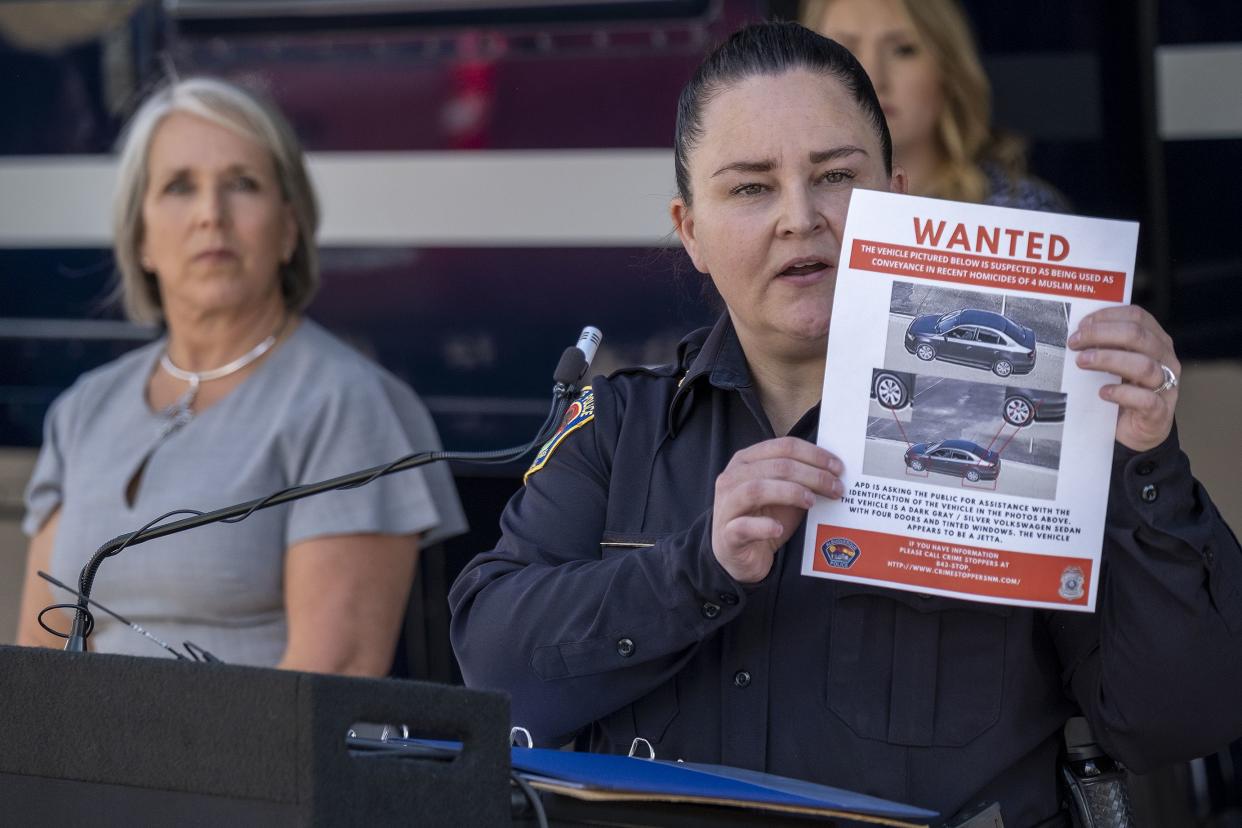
[450,22,1242,826]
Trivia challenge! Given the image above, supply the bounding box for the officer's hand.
[1068,305,1179,452]
[711,437,843,584]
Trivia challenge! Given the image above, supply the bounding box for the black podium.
[0,645,510,826]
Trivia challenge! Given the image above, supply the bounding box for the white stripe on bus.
[0,149,679,248]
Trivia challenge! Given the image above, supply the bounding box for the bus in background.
[2,0,1237,456]
[0,0,762,454]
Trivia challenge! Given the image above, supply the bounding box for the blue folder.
[360,737,937,825]
[508,746,937,826]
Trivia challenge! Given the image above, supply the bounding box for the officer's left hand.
[1068,305,1178,452]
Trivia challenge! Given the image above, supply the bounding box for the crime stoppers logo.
[820,537,861,569]
[1058,566,1085,601]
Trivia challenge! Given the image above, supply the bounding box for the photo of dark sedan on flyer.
[904,308,1037,377]
[863,374,1063,500]
[904,439,1002,483]
[884,282,1068,393]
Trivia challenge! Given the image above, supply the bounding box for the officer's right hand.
[711,437,843,584]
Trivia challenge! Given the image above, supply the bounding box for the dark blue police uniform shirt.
[450,314,1242,826]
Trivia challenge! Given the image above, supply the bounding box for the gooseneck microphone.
[38,570,221,661]
[55,326,602,653]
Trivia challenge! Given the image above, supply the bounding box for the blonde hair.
[112,77,320,324]
[800,0,1025,202]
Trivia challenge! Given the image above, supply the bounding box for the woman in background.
[804,0,1066,210]
[17,77,465,673]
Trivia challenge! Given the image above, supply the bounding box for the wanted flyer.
[801,189,1138,611]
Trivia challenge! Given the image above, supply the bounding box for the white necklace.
[158,331,278,432]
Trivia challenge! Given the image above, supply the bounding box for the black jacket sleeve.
[448,379,744,745]
[1048,427,1242,771]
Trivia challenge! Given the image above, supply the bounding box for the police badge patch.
[820,537,861,569]
[524,387,595,483]
[1058,565,1085,601]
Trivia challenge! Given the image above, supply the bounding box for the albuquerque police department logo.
[820,537,861,569]
[524,387,595,483]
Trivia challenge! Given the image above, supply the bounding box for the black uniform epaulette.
[606,361,681,381]
[604,325,710,385]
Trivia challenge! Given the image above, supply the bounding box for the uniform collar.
[667,313,753,435]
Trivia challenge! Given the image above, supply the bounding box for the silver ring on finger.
[1152,363,1178,394]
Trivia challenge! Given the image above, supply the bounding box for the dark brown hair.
[674,20,892,204]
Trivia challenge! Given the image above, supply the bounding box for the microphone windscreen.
[553,347,587,386]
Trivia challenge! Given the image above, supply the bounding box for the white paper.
[801,189,1137,612]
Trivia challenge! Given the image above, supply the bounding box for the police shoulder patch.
[524,386,596,483]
